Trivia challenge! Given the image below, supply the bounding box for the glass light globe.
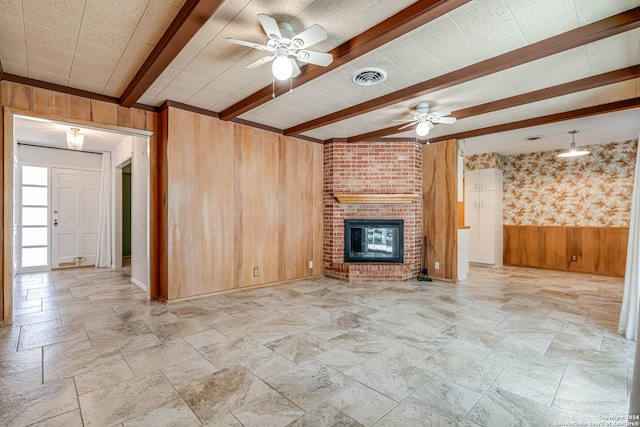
[272,55,293,81]
[416,121,431,137]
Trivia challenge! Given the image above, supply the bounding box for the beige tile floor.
[0,266,635,426]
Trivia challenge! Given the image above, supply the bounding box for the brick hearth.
[323,140,423,282]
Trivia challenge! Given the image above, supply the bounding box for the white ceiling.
[1,0,639,156]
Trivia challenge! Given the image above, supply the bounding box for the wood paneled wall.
[422,139,458,282]
[504,225,629,277]
[163,107,323,300]
[0,80,159,326]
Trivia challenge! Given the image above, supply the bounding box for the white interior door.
[51,168,100,268]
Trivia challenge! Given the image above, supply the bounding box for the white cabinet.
[465,168,503,267]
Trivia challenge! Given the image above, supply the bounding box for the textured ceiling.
[0,0,639,155]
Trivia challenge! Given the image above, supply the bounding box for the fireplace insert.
[344,219,404,263]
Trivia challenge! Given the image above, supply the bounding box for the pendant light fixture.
[66,127,84,151]
[557,130,589,158]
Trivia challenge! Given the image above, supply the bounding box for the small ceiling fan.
[393,102,457,138]
[226,14,333,81]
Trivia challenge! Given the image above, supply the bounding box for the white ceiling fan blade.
[434,116,456,124]
[296,50,333,66]
[398,121,418,130]
[432,108,451,117]
[245,55,275,69]
[226,38,269,51]
[392,119,417,123]
[258,14,282,41]
[292,24,327,49]
[290,60,301,78]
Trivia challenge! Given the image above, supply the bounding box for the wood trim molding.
[284,7,640,136]
[0,60,4,80]
[333,193,417,204]
[160,100,220,118]
[119,0,225,107]
[219,0,471,121]
[347,65,640,142]
[429,97,640,143]
[4,73,119,104]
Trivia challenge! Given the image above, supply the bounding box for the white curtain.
[95,152,112,268]
[618,138,640,340]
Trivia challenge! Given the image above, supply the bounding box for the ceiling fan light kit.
[272,53,293,80]
[557,130,590,158]
[393,102,456,138]
[226,14,333,84]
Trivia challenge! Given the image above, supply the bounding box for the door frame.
[3,107,157,326]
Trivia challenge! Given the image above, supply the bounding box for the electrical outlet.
[308,261,313,269]
[571,255,577,261]
[434,261,440,270]
[252,267,259,277]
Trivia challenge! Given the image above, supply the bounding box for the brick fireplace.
[323,140,423,282]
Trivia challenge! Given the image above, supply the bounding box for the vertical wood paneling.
[164,107,323,300]
[33,88,54,114]
[158,108,169,301]
[199,116,235,294]
[117,105,132,128]
[312,143,323,277]
[90,100,117,125]
[53,93,69,117]
[423,139,458,281]
[167,108,196,299]
[539,227,566,269]
[504,225,628,277]
[69,95,90,121]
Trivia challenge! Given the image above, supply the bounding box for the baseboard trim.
[131,278,148,291]
[162,275,324,304]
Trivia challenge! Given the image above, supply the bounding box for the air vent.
[351,68,387,86]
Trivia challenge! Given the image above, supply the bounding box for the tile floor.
[0,266,635,426]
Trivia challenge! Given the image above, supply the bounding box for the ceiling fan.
[393,102,457,138]
[226,14,333,81]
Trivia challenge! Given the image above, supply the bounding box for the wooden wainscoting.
[503,225,629,277]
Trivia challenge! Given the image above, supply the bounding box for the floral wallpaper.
[465,152,505,171]
[501,140,637,226]
[464,140,638,226]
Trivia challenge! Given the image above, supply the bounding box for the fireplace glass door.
[345,219,404,263]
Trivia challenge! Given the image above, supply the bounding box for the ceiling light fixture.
[67,127,84,151]
[272,50,293,81]
[416,120,431,137]
[557,130,589,158]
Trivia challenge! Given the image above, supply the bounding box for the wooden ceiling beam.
[347,65,640,142]
[119,0,225,107]
[218,0,471,121]
[285,7,640,137]
[427,97,640,143]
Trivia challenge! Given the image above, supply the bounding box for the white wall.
[111,136,149,291]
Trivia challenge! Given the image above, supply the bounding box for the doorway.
[4,112,154,326]
[122,163,132,273]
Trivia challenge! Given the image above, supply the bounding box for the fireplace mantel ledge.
[333,193,417,204]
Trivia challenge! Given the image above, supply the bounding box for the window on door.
[20,165,49,270]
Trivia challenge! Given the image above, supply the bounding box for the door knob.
[54,219,58,227]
